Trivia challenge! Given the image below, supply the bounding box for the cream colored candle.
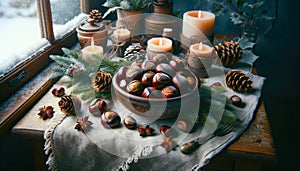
[189,42,213,57]
[81,37,104,63]
[113,28,131,42]
[182,10,215,38]
[147,37,172,52]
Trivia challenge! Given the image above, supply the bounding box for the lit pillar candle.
[189,42,213,57]
[182,10,215,38]
[113,28,131,42]
[147,37,172,52]
[81,37,104,63]
[188,42,213,78]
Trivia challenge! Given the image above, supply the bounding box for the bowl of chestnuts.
[112,54,199,119]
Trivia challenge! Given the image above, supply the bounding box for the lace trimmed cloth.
[43,67,265,171]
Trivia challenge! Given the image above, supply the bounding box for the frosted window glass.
[0,0,48,75]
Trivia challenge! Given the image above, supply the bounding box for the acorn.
[126,66,143,81]
[89,98,107,116]
[156,63,175,77]
[169,58,185,70]
[161,85,179,98]
[51,87,65,97]
[123,115,137,129]
[142,87,161,98]
[141,71,155,86]
[172,74,190,91]
[126,80,144,96]
[152,53,169,65]
[117,66,128,80]
[101,111,121,128]
[152,73,171,90]
[141,60,155,71]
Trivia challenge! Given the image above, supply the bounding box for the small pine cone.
[89,9,102,22]
[92,71,112,93]
[58,95,81,115]
[124,45,146,63]
[225,70,253,92]
[214,41,243,66]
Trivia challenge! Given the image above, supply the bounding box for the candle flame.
[199,42,203,50]
[91,37,94,47]
[159,38,163,46]
[198,10,202,18]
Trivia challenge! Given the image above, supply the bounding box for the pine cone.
[124,45,146,63]
[92,71,112,93]
[214,41,242,66]
[225,70,253,92]
[88,9,102,23]
[58,95,81,115]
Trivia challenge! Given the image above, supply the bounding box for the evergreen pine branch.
[80,89,96,101]
[72,85,93,94]
[50,55,75,68]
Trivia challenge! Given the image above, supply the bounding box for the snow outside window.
[0,0,87,76]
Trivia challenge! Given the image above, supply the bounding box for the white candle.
[147,37,172,52]
[113,28,131,42]
[182,10,215,38]
[189,42,213,58]
[81,37,104,63]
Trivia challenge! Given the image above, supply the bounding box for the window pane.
[51,0,87,39]
[0,0,49,76]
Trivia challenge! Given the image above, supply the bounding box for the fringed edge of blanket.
[43,114,67,171]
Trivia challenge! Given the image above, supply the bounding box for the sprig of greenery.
[212,0,275,38]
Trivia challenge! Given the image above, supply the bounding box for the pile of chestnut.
[117,54,198,98]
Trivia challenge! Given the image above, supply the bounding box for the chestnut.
[186,76,196,89]
[152,73,171,90]
[230,95,243,107]
[101,111,121,128]
[169,58,185,70]
[142,87,161,98]
[159,125,176,137]
[152,53,169,65]
[210,82,222,88]
[141,60,155,71]
[51,87,65,97]
[161,85,179,98]
[117,66,128,80]
[156,63,175,77]
[126,66,143,81]
[126,80,144,96]
[119,79,127,89]
[172,74,190,91]
[141,71,155,86]
[123,115,137,129]
[89,98,107,116]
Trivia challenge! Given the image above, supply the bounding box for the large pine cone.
[226,70,253,92]
[89,9,102,23]
[58,95,81,115]
[214,41,242,66]
[124,45,146,63]
[92,71,112,92]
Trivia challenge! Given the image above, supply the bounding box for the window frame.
[0,0,100,136]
